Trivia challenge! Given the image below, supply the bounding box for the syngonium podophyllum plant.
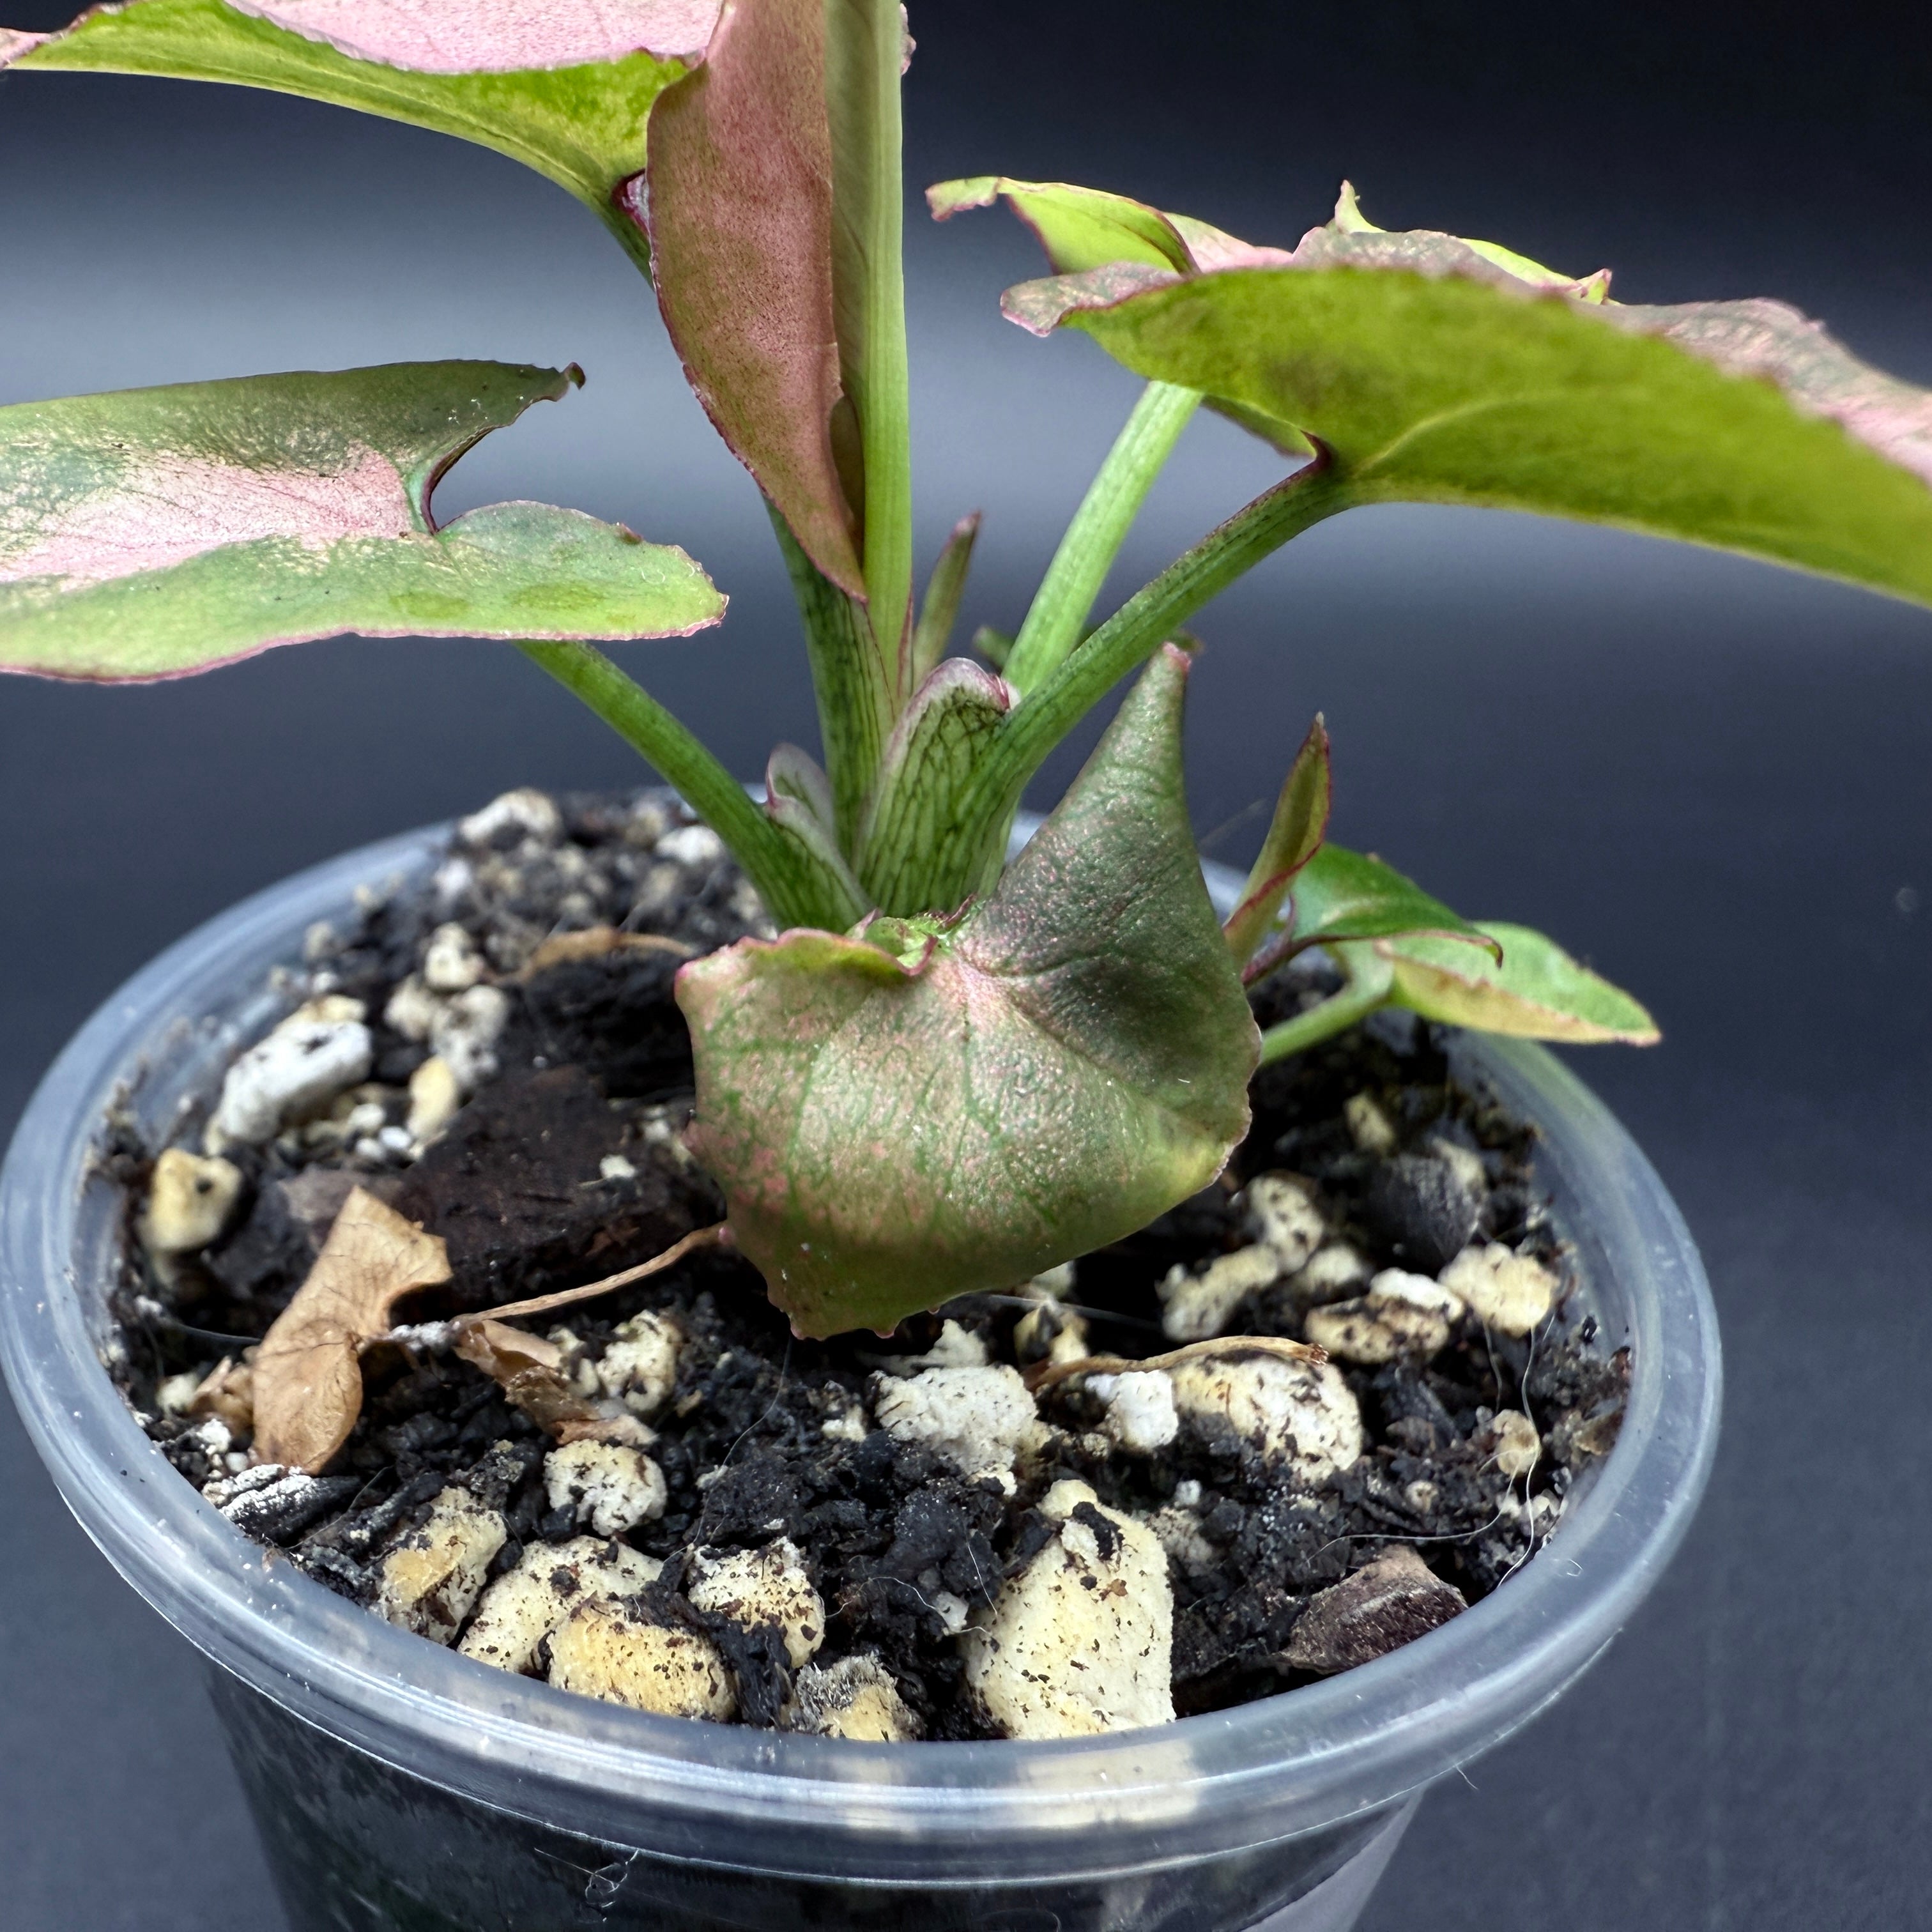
[5,5,1932,1340]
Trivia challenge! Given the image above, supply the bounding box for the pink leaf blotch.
[678,643,1260,1338]
[226,0,723,72]
[633,0,866,596]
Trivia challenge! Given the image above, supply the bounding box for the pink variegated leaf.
[678,643,1259,1338]
[637,0,866,597]
[3,1,722,254]
[996,183,1932,608]
[1,362,723,680]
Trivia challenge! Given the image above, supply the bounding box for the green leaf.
[1381,922,1660,1044]
[855,657,1014,915]
[0,362,724,678]
[3,0,714,263]
[910,511,981,689]
[929,174,1193,275]
[762,742,871,930]
[933,175,1309,459]
[1223,714,1331,967]
[1287,843,1501,958]
[1002,186,1932,608]
[677,643,1260,1338]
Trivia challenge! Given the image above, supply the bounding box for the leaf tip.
[0,26,44,67]
[926,175,999,221]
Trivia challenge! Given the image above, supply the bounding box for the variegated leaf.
[677,643,1259,1337]
[1,362,723,678]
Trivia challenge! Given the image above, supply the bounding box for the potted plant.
[1,2,1920,1928]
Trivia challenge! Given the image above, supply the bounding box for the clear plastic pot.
[0,826,1721,1932]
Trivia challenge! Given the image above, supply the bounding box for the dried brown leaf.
[253,1187,451,1473]
[452,1317,653,1446]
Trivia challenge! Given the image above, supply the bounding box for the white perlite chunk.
[422,922,486,993]
[459,787,562,847]
[405,1055,462,1145]
[375,1488,507,1644]
[1158,1244,1282,1343]
[785,1655,921,1741]
[872,1365,1039,1475]
[431,984,511,1094]
[458,1536,660,1675]
[544,1441,668,1538]
[1291,1241,1374,1301]
[1244,1172,1327,1271]
[595,1310,682,1417]
[1343,1092,1399,1154]
[1439,1242,1558,1336]
[549,1597,735,1719]
[901,1318,988,1370]
[1144,1503,1218,1577]
[1169,1352,1363,1481]
[141,1148,243,1254]
[656,823,726,869]
[1088,1370,1179,1453]
[1303,1270,1466,1365]
[687,1538,825,1667]
[963,1480,1173,1739]
[209,999,372,1147]
[1487,1409,1542,1479]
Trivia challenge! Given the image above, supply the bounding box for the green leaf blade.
[678,643,1259,1337]
[1003,195,1932,610]
[1288,842,1500,957]
[0,363,724,679]
[4,1,711,230]
[1383,921,1660,1045]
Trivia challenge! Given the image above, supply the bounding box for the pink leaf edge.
[226,0,723,73]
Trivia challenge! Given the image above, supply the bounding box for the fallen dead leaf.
[450,1316,641,1442]
[253,1188,451,1473]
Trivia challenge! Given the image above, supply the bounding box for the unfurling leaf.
[1287,843,1501,960]
[2,1,717,254]
[1379,923,1660,1043]
[855,657,1015,914]
[0,363,724,680]
[677,643,1261,1338]
[911,512,981,689]
[252,1188,450,1473]
[1223,716,1331,966]
[992,183,1932,608]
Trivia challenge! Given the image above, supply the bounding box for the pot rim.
[0,821,1721,1883]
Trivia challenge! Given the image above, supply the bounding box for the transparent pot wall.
[0,828,1722,1932]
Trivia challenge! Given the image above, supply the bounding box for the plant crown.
[4,3,1928,1335]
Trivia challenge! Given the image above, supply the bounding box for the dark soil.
[106,787,1628,1740]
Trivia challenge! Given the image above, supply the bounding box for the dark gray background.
[3,3,1928,1925]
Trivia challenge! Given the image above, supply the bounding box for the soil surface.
[105,788,1627,1741]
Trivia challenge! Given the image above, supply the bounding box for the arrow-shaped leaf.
[2,1,717,257]
[1,362,723,679]
[677,642,1260,1338]
[997,184,1932,608]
